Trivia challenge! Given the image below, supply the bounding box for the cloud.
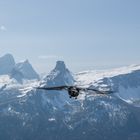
[38,55,63,60]
[0,25,7,31]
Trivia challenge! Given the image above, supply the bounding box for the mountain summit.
[43,61,74,86]
[14,59,39,80]
[40,61,75,107]
[0,53,15,75]
[54,61,66,71]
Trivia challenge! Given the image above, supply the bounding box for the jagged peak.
[0,53,15,75]
[15,59,39,80]
[0,53,15,63]
[42,61,74,85]
[17,59,30,65]
[54,61,66,71]
[23,59,29,63]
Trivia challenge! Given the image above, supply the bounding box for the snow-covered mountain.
[40,61,74,108]
[76,64,140,107]
[0,60,140,140]
[43,61,74,86]
[0,54,39,83]
[0,53,15,75]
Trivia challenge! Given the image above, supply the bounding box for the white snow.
[48,118,56,122]
[115,86,140,107]
[76,64,140,86]
[75,64,140,107]
[0,62,140,107]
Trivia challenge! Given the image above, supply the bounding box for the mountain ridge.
[0,55,140,140]
[0,54,39,82]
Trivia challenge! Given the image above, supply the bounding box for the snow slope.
[76,64,140,106]
[0,61,140,140]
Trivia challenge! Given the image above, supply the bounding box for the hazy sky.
[0,0,140,74]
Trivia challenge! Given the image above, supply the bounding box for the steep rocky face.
[43,61,74,86]
[0,54,15,75]
[40,61,75,108]
[14,60,39,80]
[0,54,39,83]
[10,68,24,83]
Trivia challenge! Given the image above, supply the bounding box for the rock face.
[14,60,39,80]
[0,54,15,75]
[43,61,74,86]
[0,61,140,140]
[10,68,24,83]
[0,54,39,82]
[40,61,75,108]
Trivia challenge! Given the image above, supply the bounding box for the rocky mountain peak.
[0,53,15,75]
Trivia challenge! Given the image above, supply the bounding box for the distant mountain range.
[0,53,140,140]
[0,54,39,83]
